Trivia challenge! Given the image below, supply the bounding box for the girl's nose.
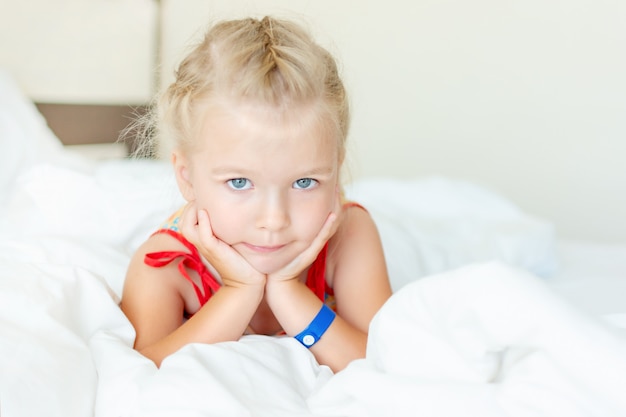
[255,193,290,231]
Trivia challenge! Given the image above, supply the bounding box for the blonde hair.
[133,16,349,161]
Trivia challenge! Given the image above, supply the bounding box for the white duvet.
[2,69,626,416]
[2,236,626,417]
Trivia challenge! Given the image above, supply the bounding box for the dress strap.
[144,229,221,305]
[342,201,367,211]
[305,244,328,302]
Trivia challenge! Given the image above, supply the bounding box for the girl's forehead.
[189,98,340,175]
[202,96,325,123]
[196,97,339,148]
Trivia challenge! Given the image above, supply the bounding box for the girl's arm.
[265,206,391,372]
[121,233,265,367]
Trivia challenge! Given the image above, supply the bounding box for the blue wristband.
[294,304,336,348]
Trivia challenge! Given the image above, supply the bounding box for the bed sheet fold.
[310,262,626,417]
[3,243,626,416]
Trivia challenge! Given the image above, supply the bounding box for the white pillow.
[0,71,59,184]
[2,159,184,253]
[346,177,558,291]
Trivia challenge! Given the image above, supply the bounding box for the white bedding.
[2,70,626,417]
[549,240,626,329]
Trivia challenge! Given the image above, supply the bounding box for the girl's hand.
[180,202,266,289]
[267,193,342,283]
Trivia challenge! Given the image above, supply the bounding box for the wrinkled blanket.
[3,250,625,416]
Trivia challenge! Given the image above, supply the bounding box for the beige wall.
[2,0,625,242]
[0,0,157,103]
[160,0,626,243]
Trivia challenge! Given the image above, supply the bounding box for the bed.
[2,68,626,417]
[2,1,626,416]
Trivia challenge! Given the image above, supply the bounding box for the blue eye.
[293,178,317,189]
[227,178,252,190]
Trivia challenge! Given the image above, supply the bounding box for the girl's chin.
[244,258,289,275]
[233,242,314,275]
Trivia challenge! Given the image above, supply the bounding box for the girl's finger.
[311,211,338,253]
[196,209,216,248]
[334,187,342,214]
[277,211,338,278]
[180,203,198,241]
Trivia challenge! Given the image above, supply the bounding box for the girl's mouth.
[242,243,286,253]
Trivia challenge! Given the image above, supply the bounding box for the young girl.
[121,16,392,373]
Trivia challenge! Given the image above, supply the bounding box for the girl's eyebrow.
[298,166,335,177]
[211,165,336,177]
[210,166,253,176]
[210,165,254,177]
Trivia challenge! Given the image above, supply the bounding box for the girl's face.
[175,99,341,274]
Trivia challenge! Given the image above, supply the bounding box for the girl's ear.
[172,150,195,201]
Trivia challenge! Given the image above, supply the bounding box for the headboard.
[0,0,157,153]
[33,104,145,150]
[2,0,625,243]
